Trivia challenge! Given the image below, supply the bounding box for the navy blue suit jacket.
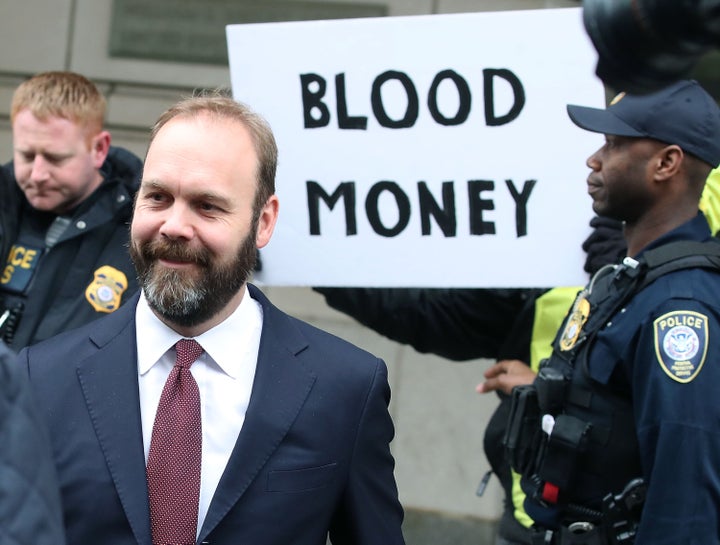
[20,284,405,544]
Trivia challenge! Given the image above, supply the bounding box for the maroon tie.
[147,339,203,545]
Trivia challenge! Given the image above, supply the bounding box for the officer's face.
[12,109,108,214]
[585,135,664,222]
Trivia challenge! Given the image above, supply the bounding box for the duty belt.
[531,478,646,545]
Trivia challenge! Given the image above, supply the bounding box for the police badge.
[560,290,590,351]
[654,310,708,383]
[85,265,128,313]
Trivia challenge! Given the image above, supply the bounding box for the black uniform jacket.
[0,147,142,350]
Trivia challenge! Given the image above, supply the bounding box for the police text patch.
[653,310,708,383]
[1,244,43,294]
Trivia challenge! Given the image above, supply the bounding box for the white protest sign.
[226,8,606,287]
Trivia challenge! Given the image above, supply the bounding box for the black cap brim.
[566,104,645,137]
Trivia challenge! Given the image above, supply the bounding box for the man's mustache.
[142,240,211,268]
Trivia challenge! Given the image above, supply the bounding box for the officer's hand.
[476,359,536,396]
[581,216,626,275]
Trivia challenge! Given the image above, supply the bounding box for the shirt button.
[76,220,87,230]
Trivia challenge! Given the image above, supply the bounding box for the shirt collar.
[136,287,263,379]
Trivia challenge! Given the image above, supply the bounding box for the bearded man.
[18,93,406,545]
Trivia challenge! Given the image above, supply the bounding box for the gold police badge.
[559,291,590,351]
[654,310,708,383]
[85,265,128,313]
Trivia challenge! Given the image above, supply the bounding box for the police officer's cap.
[567,80,720,168]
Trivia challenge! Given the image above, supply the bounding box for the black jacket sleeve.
[314,287,547,361]
[1,341,66,545]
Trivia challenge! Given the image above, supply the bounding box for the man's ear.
[91,130,112,169]
[256,194,279,249]
[655,144,683,180]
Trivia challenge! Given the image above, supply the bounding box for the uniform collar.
[636,212,711,258]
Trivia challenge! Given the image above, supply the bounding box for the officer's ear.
[654,144,683,181]
[89,130,112,170]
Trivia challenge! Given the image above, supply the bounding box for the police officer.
[508,80,720,544]
[0,72,141,350]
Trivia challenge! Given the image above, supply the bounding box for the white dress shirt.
[136,288,263,536]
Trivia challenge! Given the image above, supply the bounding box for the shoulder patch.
[653,310,708,383]
[85,265,128,313]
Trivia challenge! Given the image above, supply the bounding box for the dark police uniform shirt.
[527,212,720,544]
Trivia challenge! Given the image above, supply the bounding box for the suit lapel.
[198,286,316,541]
[76,296,152,545]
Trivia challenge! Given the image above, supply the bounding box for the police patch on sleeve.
[653,310,708,383]
[85,265,128,313]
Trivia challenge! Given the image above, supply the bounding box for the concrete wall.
[0,1,579,542]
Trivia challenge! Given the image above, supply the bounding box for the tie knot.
[175,339,203,369]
